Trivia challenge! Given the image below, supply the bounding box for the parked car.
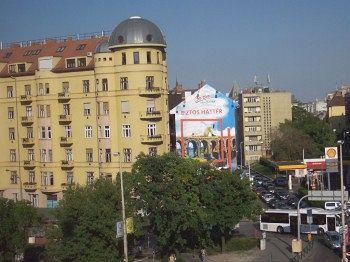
[325,202,341,211]
[323,231,342,250]
[275,189,290,200]
[261,193,275,203]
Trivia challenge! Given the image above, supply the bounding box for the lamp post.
[338,140,347,262]
[297,194,310,241]
[113,152,128,261]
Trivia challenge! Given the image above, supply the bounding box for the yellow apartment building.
[237,87,292,165]
[0,16,169,208]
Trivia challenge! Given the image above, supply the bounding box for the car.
[275,189,290,200]
[261,193,275,203]
[325,202,341,211]
[274,176,288,187]
[267,186,275,194]
[323,231,342,250]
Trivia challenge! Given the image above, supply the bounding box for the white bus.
[260,208,342,235]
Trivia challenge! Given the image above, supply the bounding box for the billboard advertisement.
[170,84,237,168]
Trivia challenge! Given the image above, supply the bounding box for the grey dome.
[109,16,166,47]
[95,40,110,53]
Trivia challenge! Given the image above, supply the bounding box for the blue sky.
[1,0,350,101]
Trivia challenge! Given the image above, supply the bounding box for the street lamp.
[338,140,347,262]
[113,152,128,261]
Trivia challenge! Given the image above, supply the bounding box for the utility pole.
[338,140,347,262]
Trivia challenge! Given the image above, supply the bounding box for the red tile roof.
[0,37,108,78]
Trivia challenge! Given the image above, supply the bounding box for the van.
[324,202,341,211]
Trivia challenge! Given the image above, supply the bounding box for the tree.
[0,198,39,260]
[131,153,262,255]
[270,125,318,161]
[47,179,128,261]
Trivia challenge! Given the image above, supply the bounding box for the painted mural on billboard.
[170,84,237,168]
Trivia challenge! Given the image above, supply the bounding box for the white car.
[325,202,341,211]
[262,193,275,203]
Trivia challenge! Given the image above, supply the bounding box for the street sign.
[307,209,313,224]
[116,221,124,238]
[326,159,338,173]
[126,217,134,234]
[325,147,338,159]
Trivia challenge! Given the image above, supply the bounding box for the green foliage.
[297,186,324,208]
[251,160,275,178]
[131,153,262,256]
[0,198,40,260]
[271,106,336,161]
[47,179,126,262]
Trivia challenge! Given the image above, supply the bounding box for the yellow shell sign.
[325,147,338,159]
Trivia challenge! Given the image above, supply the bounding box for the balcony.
[58,114,72,124]
[23,160,35,169]
[139,86,162,96]
[57,92,70,102]
[61,182,75,191]
[20,95,32,104]
[61,160,74,169]
[140,134,163,144]
[23,182,38,191]
[60,137,73,147]
[40,185,60,193]
[22,137,34,147]
[139,110,163,120]
[21,116,34,126]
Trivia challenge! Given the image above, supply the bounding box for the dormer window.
[9,65,16,73]
[4,52,12,59]
[76,44,86,51]
[56,46,66,52]
[18,64,25,72]
[66,59,76,68]
[77,58,86,67]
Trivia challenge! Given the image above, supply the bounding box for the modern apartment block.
[0,16,169,208]
[237,87,292,165]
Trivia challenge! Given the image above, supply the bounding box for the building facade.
[0,16,169,208]
[237,87,292,165]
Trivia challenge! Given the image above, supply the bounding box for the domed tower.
[95,16,169,171]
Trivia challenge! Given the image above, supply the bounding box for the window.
[149,147,157,156]
[122,124,131,138]
[104,126,110,138]
[86,172,94,185]
[146,76,154,89]
[120,77,128,90]
[85,125,92,138]
[157,52,160,64]
[18,63,25,72]
[40,149,47,162]
[64,125,72,137]
[38,83,44,95]
[66,59,75,68]
[103,102,109,115]
[76,44,86,50]
[261,212,289,223]
[83,103,91,116]
[148,124,156,137]
[26,106,32,116]
[10,149,16,162]
[147,51,151,64]
[29,194,38,207]
[28,149,35,161]
[121,101,129,113]
[7,86,13,98]
[121,52,126,65]
[62,82,69,93]
[41,172,54,186]
[123,148,132,162]
[27,127,33,138]
[29,171,35,183]
[62,104,70,116]
[9,128,15,140]
[48,149,53,162]
[105,149,111,163]
[8,107,14,119]
[133,52,139,64]
[65,148,73,161]
[56,46,66,52]
[146,99,156,112]
[45,83,50,94]
[47,126,52,139]
[83,80,90,93]
[102,78,108,91]
[38,105,45,117]
[46,105,51,117]
[9,64,16,73]
[66,172,74,184]
[10,171,18,184]
[24,85,31,95]
[77,58,86,67]
[40,127,46,139]
[86,148,93,162]
[4,52,12,58]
